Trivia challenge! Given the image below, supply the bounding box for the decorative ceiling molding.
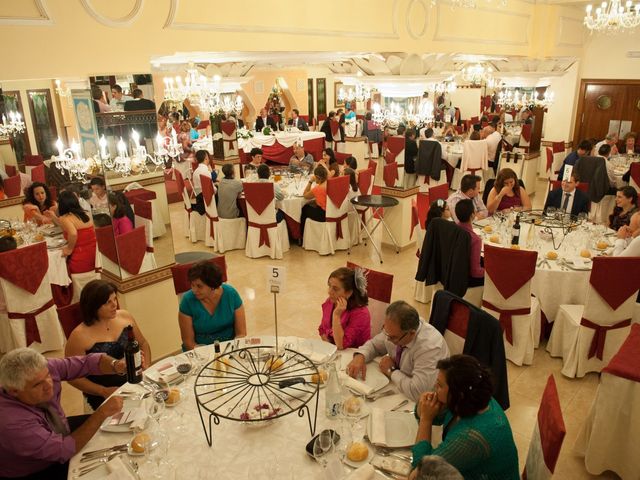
[0,0,54,26]
[163,0,400,39]
[79,0,144,28]
[406,0,429,40]
[555,16,584,48]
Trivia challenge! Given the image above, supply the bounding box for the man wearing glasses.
[346,301,449,402]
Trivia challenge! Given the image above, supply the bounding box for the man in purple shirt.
[455,199,485,287]
[0,348,124,479]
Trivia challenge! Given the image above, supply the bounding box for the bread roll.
[166,388,181,405]
[489,235,500,243]
[580,249,592,258]
[483,225,493,233]
[311,370,328,384]
[546,251,558,260]
[267,356,284,372]
[510,245,520,250]
[131,433,151,453]
[597,241,609,250]
[343,396,362,415]
[347,442,369,462]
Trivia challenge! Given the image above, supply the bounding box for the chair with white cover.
[171,256,228,300]
[221,120,238,157]
[201,174,246,252]
[522,375,566,480]
[347,261,393,336]
[175,168,206,243]
[329,120,342,150]
[453,139,488,191]
[550,141,566,179]
[520,123,532,150]
[481,244,540,366]
[575,323,640,479]
[244,182,289,259]
[413,192,432,304]
[0,242,65,353]
[96,226,154,279]
[304,175,352,255]
[131,198,157,271]
[497,151,526,179]
[629,162,640,191]
[547,256,640,378]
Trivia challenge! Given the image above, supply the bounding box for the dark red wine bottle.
[124,325,142,384]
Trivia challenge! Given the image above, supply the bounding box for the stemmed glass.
[146,381,169,424]
[174,355,194,386]
[313,430,335,468]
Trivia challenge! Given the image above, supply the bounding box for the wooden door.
[573,80,640,146]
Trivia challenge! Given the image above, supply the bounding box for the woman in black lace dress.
[65,280,151,410]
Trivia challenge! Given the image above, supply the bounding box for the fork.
[74,452,123,476]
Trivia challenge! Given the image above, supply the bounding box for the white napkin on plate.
[369,408,386,445]
[105,456,137,479]
[145,362,180,384]
[345,464,375,480]
[339,372,374,396]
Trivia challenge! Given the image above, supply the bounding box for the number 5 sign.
[267,266,286,293]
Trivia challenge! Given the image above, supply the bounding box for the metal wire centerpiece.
[194,345,320,446]
[519,209,585,250]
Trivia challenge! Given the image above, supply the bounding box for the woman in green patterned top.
[409,355,519,480]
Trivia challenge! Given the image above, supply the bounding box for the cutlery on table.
[80,444,127,458]
[75,452,123,475]
[80,446,127,461]
[390,399,409,411]
[375,446,413,462]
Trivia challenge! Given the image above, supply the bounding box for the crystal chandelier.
[372,99,434,127]
[337,83,372,103]
[54,80,71,98]
[497,88,555,110]
[101,130,165,177]
[53,138,101,181]
[155,129,183,161]
[460,63,497,87]
[163,63,212,105]
[0,111,25,137]
[200,91,244,116]
[584,0,640,33]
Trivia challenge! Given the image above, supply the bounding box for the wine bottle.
[213,340,227,376]
[124,325,142,384]
[511,214,521,245]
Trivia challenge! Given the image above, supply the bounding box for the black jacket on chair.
[416,218,470,297]
[416,140,443,180]
[429,290,510,410]
[574,156,610,203]
[544,187,590,216]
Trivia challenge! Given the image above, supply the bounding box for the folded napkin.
[105,457,137,479]
[369,408,386,445]
[371,456,412,477]
[145,362,180,385]
[345,464,375,480]
[339,372,374,396]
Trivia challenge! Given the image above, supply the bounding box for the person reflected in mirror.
[191,150,214,216]
[90,84,111,113]
[65,280,150,411]
[88,177,108,211]
[109,84,132,111]
[178,261,246,350]
[108,192,134,236]
[57,191,96,273]
[23,182,57,225]
[123,88,156,111]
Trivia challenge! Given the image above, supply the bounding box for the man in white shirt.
[346,301,449,402]
[593,132,619,157]
[482,125,502,162]
[447,174,488,222]
[109,84,133,110]
[613,212,640,256]
[191,149,214,215]
[287,109,309,131]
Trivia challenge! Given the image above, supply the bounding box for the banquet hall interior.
[1,0,639,479]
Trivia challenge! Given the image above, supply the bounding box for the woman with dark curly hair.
[486,167,531,214]
[409,355,519,480]
[609,186,638,231]
[22,182,57,225]
[318,267,371,349]
[178,261,246,350]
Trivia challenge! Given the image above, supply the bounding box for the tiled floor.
[55,178,619,479]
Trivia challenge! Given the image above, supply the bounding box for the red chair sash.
[206,212,218,240]
[0,242,48,294]
[521,124,532,142]
[330,120,340,136]
[115,227,147,275]
[201,174,215,206]
[326,213,348,240]
[630,163,640,187]
[30,164,45,183]
[95,225,119,264]
[244,182,274,216]
[174,168,186,193]
[334,152,351,165]
[5,165,17,177]
[24,154,43,166]
[602,323,640,382]
[448,301,470,339]
[124,188,156,202]
[357,169,372,196]
[384,150,398,165]
[132,198,152,220]
[411,200,418,239]
[589,257,640,310]
[580,317,631,360]
[484,244,537,299]
[551,141,565,154]
[3,175,21,197]
[482,300,531,345]
[248,221,276,247]
[8,298,55,345]
[416,192,430,230]
[221,121,236,137]
[327,176,350,210]
[383,162,398,187]
[428,183,449,203]
[303,137,324,161]
[368,160,377,173]
[386,136,404,154]
[536,376,566,474]
[546,148,554,172]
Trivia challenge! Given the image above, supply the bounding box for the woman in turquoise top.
[409,355,519,480]
[178,261,247,350]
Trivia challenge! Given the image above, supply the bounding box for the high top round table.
[350,195,400,264]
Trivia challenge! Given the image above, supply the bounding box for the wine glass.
[146,383,168,423]
[174,355,193,385]
[313,430,335,468]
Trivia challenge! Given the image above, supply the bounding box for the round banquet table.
[438,142,464,168]
[474,216,616,323]
[239,131,326,165]
[68,337,414,480]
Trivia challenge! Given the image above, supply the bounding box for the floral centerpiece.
[237,127,253,139]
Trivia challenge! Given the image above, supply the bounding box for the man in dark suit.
[123,88,156,111]
[544,172,590,216]
[287,109,308,131]
[254,108,277,132]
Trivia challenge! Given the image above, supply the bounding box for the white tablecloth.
[68,339,411,480]
[438,142,464,168]
[239,131,325,151]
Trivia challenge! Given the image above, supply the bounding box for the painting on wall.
[72,90,99,158]
[334,81,345,108]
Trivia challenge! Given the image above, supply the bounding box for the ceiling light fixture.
[584,0,640,33]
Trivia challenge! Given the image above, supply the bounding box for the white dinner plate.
[381,412,418,448]
[127,437,159,456]
[362,364,391,393]
[344,443,375,468]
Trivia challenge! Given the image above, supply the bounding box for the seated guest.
[621,131,639,154]
[447,174,488,222]
[413,456,463,480]
[0,235,17,253]
[255,107,277,132]
[482,125,502,162]
[592,132,619,157]
[243,147,264,173]
[544,172,590,216]
[346,156,358,171]
[469,130,481,141]
[65,280,150,411]
[486,167,532,214]
[108,192,134,236]
[346,301,449,402]
[57,191,97,274]
[409,355,519,479]
[61,182,92,215]
[178,261,246,350]
[88,177,108,211]
[300,166,328,239]
[344,167,358,199]
[405,129,418,187]
[92,213,112,228]
[256,164,285,223]
[558,140,591,181]
[318,148,339,178]
[426,199,451,230]
[0,348,124,479]
[320,111,336,142]
[23,182,57,225]
[287,108,309,131]
[123,88,155,111]
[289,144,314,172]
[191,149,214,215]
[597,143,619,189]
[108,84,132,110]
[613,212,640,256]
[442,124,456,139]
[455,199,484,287]
[318,267,371,350]
[90,84,111,113]
[217,164,244,219]
[609,186,638,231]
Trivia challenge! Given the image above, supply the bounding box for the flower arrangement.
[237,127,253,139]
[262,127,272,135]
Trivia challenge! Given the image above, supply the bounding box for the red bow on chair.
[580,317,631,360]
[326,213,348,240]
[482,300,531,345]
[248,221,276,247]
[206,213,218,241]
[8,299,55,345]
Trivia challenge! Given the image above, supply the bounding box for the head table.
[69,337,417,480]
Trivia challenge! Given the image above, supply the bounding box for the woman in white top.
[613,212,640,256]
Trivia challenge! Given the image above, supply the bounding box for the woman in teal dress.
[409,355,519,480]
[178,261,247,350]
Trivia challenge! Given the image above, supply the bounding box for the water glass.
[313,430,335,468]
